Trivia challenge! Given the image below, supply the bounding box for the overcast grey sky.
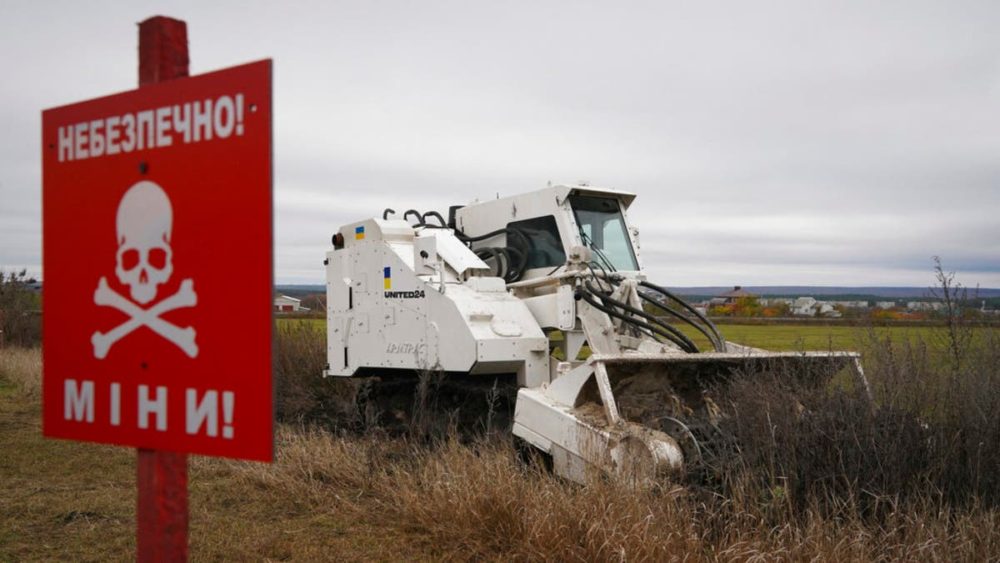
[3,0,998,287]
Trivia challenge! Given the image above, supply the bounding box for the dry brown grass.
[0,345,41,398]
[4,322,1000,561]
[0,347,428,561]
[221,425,999,561]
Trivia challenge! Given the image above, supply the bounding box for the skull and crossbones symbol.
[91,180,198,359]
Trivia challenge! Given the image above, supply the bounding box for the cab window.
[507,215,566,269]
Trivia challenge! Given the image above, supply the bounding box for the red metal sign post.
[41,15,273,561]
[137,18,190,562]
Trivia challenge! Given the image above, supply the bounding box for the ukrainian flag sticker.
[355,226,365,240]
[383,266,392,289]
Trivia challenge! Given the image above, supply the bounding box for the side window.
[507,216,566,269]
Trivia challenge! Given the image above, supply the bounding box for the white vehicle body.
[324,184,863,483]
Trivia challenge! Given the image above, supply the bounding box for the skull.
[114,180,173,304]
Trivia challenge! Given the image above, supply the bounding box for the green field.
[679,322,997,358]
[281,316,977,355]
[683,323,897,351]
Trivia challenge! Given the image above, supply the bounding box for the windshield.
[569,194,638,271]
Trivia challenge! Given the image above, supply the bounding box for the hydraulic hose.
[422,211,447,227]
[577,288,698,353]
[636,292,724,352]
[583,283,700,353]
[501,246,526,281]
[475,246,525,283]
[580,230,617,273]
[458,227,529,247]
[457,227,530,282]
[391,209,531,282]
[403,209,423,225]
[639,281,726,351]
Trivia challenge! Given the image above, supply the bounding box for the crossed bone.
[91,277,199,359]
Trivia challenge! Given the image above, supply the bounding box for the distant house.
[828,300,870,309]
[792,297,817,316]
[907,301,944,312]
[818,302,842,318]
[790,297,842,317]
[274,294,309,313]
[875,301,896,310]
[709,286,756,306]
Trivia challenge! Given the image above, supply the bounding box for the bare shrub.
[219,424,1000,561]
[273,320,331,422]
[0,270,41,347]
[930,256,976,371]
[710,367,930,514]
[702,320,1000,518]
[0,346,41,398]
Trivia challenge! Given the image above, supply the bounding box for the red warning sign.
[41,60,273,461]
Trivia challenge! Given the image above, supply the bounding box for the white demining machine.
[323,184,864,483]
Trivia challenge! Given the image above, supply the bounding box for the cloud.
[3,0,999,287]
